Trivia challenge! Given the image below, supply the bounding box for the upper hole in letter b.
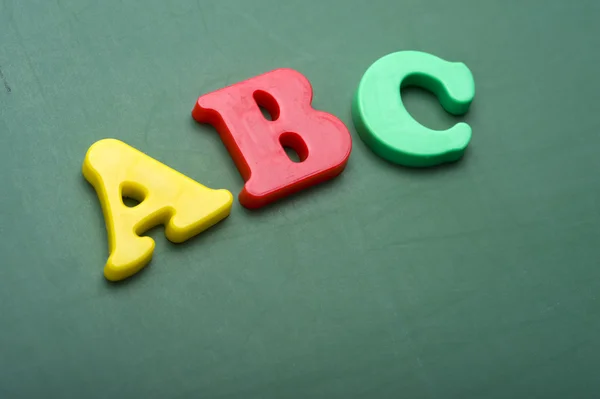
[254,90,280,121]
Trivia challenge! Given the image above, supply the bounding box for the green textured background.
[1,1,599,398]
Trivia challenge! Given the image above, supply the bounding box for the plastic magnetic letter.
[82,139,233,281]
[352,51,475,167]
[192,68,352,209]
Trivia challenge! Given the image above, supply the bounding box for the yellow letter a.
[82,139,233,281]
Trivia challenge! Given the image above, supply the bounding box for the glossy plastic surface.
[82,139,233,281]
[352,51,475,167]
[193,68,352,209]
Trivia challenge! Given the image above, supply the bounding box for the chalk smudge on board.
[0,65,12,93]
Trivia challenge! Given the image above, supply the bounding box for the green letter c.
[352,51,475,167]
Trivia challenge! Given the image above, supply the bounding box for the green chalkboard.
[1,1,599,398]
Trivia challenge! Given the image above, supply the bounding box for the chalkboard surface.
[1,1,599,398]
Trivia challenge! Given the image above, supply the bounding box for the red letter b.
[192,68,352,209]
